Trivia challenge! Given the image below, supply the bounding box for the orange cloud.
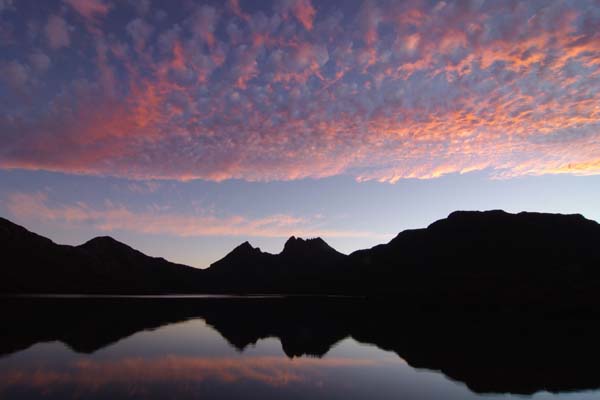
[292,0,316,31]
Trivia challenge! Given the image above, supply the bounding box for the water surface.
[1,297,598,399]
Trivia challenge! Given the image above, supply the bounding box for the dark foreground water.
[1,296,599,400]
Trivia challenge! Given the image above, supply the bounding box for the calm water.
[0,297,598,400]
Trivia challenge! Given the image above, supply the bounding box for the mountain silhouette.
[0,217,205,294]
[2,210,600,306]
[280,236,344,259]
[206,235,347,293]
[347,210,600,309]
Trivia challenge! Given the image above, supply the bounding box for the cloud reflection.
[0,355,379,393]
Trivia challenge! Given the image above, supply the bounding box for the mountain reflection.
[2,296,600,397]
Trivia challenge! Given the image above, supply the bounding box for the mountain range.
[2,210,600,309]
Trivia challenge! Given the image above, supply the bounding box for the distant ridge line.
[1,211,599,307]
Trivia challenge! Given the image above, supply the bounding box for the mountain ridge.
[0,217,205,294]
[2,210,600,304]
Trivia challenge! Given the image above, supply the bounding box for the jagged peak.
[285,235,297,243]
[239,240,254,249]
[283,235,301,248]
[208,240,264,270]
[229,241,261,255]
[284,235,327,245]
[281,236,338,256]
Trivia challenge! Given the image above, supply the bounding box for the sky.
[1,0,599,268]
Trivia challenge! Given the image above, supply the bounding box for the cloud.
[128,0,150,16]
[5,192,387,240]
[64,0,110,20]
[0,61,29,89]
[28,50,51,72]
[126,181,162,194]
[44,15,70,49]
[0,0,14,13]
[188,5,219,47]
[291,0,316,31]
[126,18,153,52]
[1,1,600,182]
[0,20,14,45]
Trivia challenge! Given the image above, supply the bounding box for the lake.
[0,296,598,399]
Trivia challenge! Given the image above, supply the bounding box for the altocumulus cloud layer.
[1,0,599,182]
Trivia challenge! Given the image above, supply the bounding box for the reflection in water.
[1,297,600,399]
[1,355,380,389]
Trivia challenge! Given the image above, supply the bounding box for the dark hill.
[349,210,600,309]
[0,217,99,293]
[0,218,204,294]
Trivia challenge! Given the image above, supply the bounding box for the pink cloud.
[292,0,316,31]
[5,192,388,240]
[1,1,600,182]
[64,0,110,20]
[227,0,248,21]
[44,15,70,49]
